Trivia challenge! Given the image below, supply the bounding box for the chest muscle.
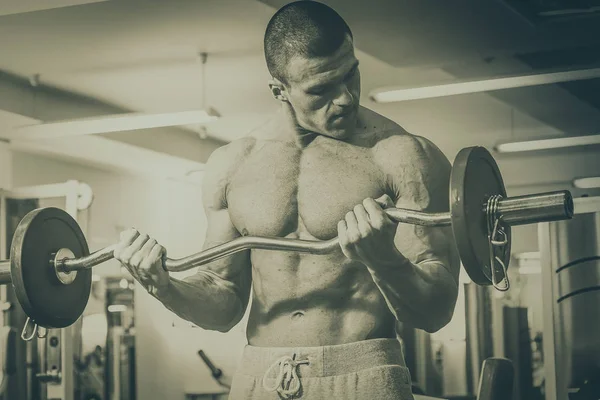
[227,140,386,240]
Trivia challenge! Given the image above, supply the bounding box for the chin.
[327,122,356,140]
[324,129,352,140]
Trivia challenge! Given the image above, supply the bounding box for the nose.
[333,85,354,107]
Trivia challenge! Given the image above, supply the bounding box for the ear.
[268,78,288,102]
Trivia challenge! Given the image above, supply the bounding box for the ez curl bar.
[0,147,574,340]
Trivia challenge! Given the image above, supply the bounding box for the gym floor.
[0,1,599,400]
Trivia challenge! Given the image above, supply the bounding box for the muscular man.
[114,2,460,399]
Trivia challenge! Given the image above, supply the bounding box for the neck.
[272,104,366,147]
[277,103,319,148]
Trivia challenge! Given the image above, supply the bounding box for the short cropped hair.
[264,1,353,84]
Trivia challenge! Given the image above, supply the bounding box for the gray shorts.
[228,338,415,400]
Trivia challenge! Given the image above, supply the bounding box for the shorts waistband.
[237,338,406,378]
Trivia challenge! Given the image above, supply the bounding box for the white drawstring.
[262,353,309,399]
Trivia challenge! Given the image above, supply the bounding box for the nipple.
[291,311,305,320]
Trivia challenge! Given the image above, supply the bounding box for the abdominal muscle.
[245,249,397,347]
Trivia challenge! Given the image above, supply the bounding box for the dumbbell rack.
[0,180,93,400]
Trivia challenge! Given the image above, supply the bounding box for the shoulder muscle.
[374,133,451,212]
[202,137,256,211]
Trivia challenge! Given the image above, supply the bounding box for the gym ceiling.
[0,0,599,191]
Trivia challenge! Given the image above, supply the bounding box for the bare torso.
[226,107,406,346]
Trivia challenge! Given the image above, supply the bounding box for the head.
[264,1,361,139]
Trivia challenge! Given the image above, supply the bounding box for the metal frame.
[0,181,9,398]
[110,326,125,400]
[490,292,505,359]
[539,196,600,400]
[1,194,7,320]
[0,180,94,211]
[0,180,94,400]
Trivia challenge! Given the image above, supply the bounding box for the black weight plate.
[10,207,91,328]
[450,147,511,285]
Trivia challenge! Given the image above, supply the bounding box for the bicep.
[393,213,459,282]
[390,138,460,282]
[190,145,252,302]
[202,206,251,273]
[199,206,252,303]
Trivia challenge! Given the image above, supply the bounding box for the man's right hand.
[113,228,170,294]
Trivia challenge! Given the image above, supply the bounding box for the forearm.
[153,270,244,332]
[367,251,458,332]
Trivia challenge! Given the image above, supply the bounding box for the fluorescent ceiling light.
[10,132,207,185]
[107,304,128,313]
[539,6,600,16]
[0,0,107,16]
[574,196,600,214]
[495,134,600,153]
[9,109,220,141]
[573,177,600,189]
[369,67,600,103]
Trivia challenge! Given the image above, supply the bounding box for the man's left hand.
[338,194,405,267]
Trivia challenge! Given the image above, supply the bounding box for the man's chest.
[226,139,388,240]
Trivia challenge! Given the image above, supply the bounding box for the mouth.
[332,108,356,122]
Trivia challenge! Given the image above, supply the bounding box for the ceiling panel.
[258,0,600,69]
[0,0,597,191]
[0,0,273,76]
[0,0,107,16]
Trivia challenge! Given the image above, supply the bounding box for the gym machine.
[0,180,93,400]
